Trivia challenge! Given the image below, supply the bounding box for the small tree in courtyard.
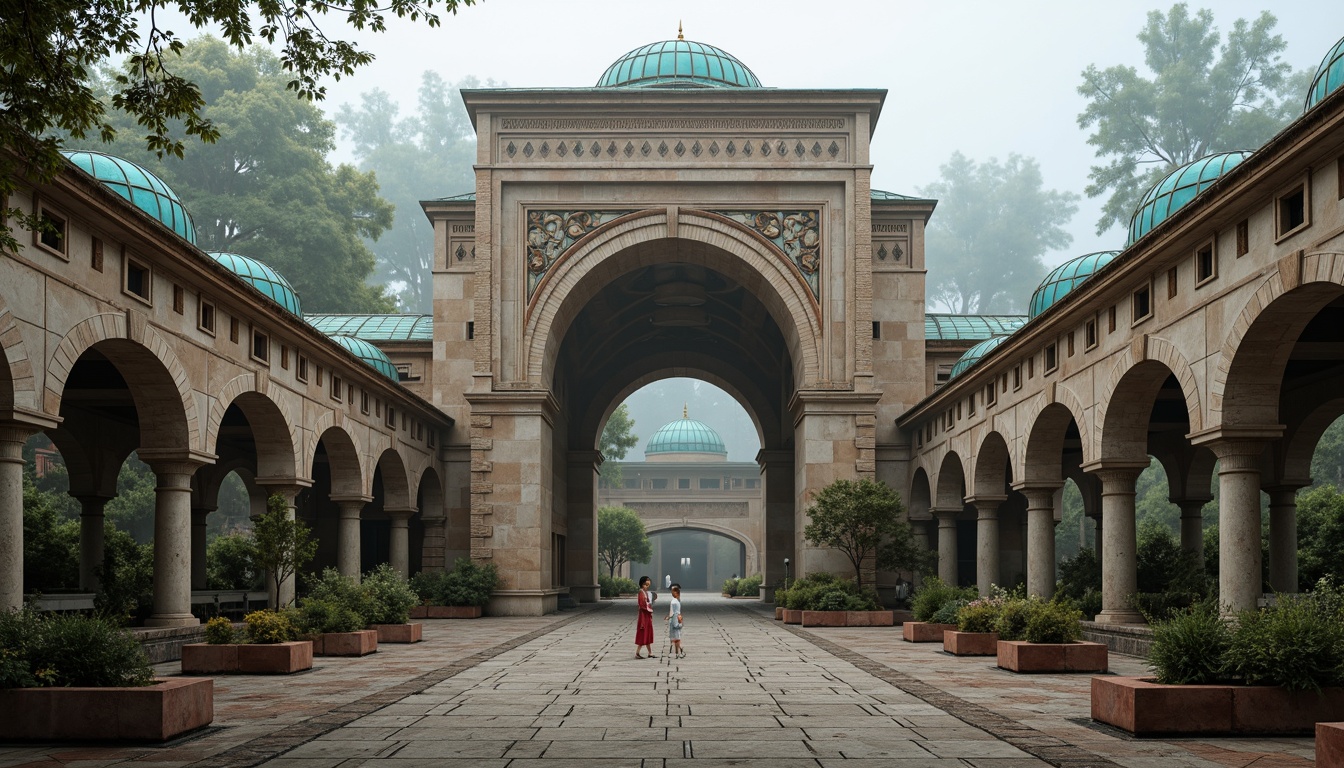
[250,494,317,609]
[598,506,652,579]
[803,478,928,589]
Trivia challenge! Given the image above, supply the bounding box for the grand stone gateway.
[3,33,1344,619]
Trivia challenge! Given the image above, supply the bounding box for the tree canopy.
[0,0,476,255]
[1077,4,1307,234]
[802,478,928,588]
[920,152,1078,314]
[337,73,482,311]
[77,37,396,312]
[598,404,639,488]
[597,506,652,579]
[251,494,317,608]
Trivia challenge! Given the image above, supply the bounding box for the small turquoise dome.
[1307,34,1344,111]
[645,413,728,457]
[949,336,1009,380]
[61,150,196,244]
[1127,152,1251,246]
[329,335,399,382]
[1028,251,1121,320]
[208,252,302,316]
[597,39,761,89]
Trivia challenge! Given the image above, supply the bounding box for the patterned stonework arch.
[642,520,760,576]
[524,209,823,386]
[1210,251,1344,423]
[305,412,367,497]
[933,449,969,509]
[970,428,1013,499]
[203,374,302,479]
[1016,382,1094,475]
[0,299,38,412]
[1093,335,1203,458]
[44,314,200,451]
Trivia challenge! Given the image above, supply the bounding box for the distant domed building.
[644,407,729,462]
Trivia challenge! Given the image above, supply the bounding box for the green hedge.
[0,608,151,689]
[777,572,881,611]
[411,558,501,607]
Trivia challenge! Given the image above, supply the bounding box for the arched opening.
[631,527,750,592]
[306,427,364,576]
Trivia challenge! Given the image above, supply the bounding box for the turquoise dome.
[645,415,728,457]
[1127,152,1251,246]
[1028,251,1120,320]
[208,252,302,316]
[1307,34,1344,111]
[949,335,1009,380]
[597,39,761,89]
[61,150,196,244]
[328,335,399,382]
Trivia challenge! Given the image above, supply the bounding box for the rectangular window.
[699,477,721,490]
[967,393,976,416]
[1236,219,1249,256]
[172,284,184,314]
[872,321,881,339]
[36,208,67,257]
[624,478,641,490]
[746,479,759,490]
[198,299,216,335]
[651,478,669,490]
[402,413,408,431]
[92,237,103,272]
[1000,373,1008,393]
[678,478,691,490]
[1067,331,1075,357]
[1167,266,1178,299]
[1276,183,1308,238]
[394,363,420,382]
[296,354,309,383]
[1133,283,1153,324]
[956,402,962,421]
[985,382,996,407]
[229,317,240,344]
[1108,305,1117,333]
[935,364,952,385]
[1195,240,1216,286]
[1027,356,1035,379]
[330,375,342,401]
[385,405,395,428]
[124,258,151,302]
[1044,343,1058,373]
[1012,365,1022,391]
[466,321,474,340]
[316,365,323,387]
[280,345,289,370]
[348,385,355,406]
[427,429,436,449]
[251,329,270,364]
[361,390,370,414]
[1085,318,1098,350]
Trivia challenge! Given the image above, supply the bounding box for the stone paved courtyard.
[0,595,1320,767]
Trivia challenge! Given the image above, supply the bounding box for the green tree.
[22,472,80,592]
[597,506,652,579]
[1296,484,1344,590]
[599,404,639,488]
[0,0,476,255]
[802,478,928,588]
[207,533,262,591]
[250,494,317,608]
[919,152,1078,314]
[82,37,395,312]
[104,454,158,544]
[1310,417,1344,490]
[337,73,484,311]
[1077,4,1307,234]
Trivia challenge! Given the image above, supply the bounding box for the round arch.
[525,210,822,387]
[205,377,302,480]
[416,464,445,518]
[642,520,760,577]
[934,450,967,509]
[0,296,38,412]
[909,466,932,520]
[308,424,364,498]
[971,430,1012,499]
[1022,396,1088,486]
[1095,346,1202,462]
[374,448,413,509]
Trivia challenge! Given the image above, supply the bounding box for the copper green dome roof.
[597,39,761,89]
[1126,152,1252,246]
[208,252,302,316]
[61,150,196,244]
[949,335,1010,380]
[1307,34,1344,111]
[645,413,728,456]
[328,335,399,382]
[1028,251,1120,320]
[307,314,433,342]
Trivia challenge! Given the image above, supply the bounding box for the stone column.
[933,507,959,584]
[191,504,214,590]
[1019,485,1061,599]
[141,455,207,627]
[1090,464,1146,624]
[332,497,369,581]
[1202,439,1271,613]
[1175,498,1209,563]
[565,451,602,602]
[910,520,931,590]
[386,507,416,578]
[76,495,110,591]
[757,449,794,601]
[967,496,1004,596]
[0,425,37,611]
[1265,485,1303,594]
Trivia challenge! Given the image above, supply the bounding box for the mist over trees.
[337,74,485,311]
[1077,4,1310,235]
[919,152,1078,315]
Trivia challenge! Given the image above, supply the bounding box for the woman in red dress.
[635,576,655,659]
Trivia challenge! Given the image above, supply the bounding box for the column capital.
[330,494,374,505]
[964,495,1006,508]
[1188,424,1284,449]
[385,506,418,521]
[1013,481,1061,504]
[755,449,793,468]
[137,449,214,478]
[255,476,314,497]
[1081,460,1148,488]
[931,507,960,524]
[567,450,604,470]
[0,410,60,440]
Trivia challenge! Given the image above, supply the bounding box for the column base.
[759,585,776,603]
[1092,609,1146,626]
[569,585,600,603]
[144,614,200,628]
[487,590,563,616]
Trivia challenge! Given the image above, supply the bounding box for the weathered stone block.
[0,678,213,741]
[943,630,998,656]
[372,623,423,643]
[997,640,1107,673]
[313,629,378,656]
[902,621,954,642]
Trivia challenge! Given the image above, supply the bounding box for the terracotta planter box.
[902,621,955,642]
[783,609,803,624]
[775,606,785,620]
[1092,677,1344,735]
[944,630,998,656]
[373,622,423,643]
[313,629,378,657]
[1319,722,1344,767]
[997,640,1107,673]
[409,605,428,619]
[801,610,896,627]
[0,677,213,742]
[181,641,312,674]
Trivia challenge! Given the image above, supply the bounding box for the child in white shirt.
[665,584,684,658]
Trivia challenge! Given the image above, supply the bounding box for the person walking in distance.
[664,573,671,590]
[665,583,685,658]
[635,576,655,659]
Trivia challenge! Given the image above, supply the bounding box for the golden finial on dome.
[677,21,684,41]
[683,403,688,418]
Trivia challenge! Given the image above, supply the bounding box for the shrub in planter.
[737,574,763,595]
[305,568,376,625]
[295,598,365,635]
[1223,587,1344,692]
[0,608,151,689]
[956,597,1004,633]
[911,577,976,622]
[1024,600,1083,644]
[1147,603,1231,685]
[721,578,738,596]
[930,598,966,626]
[594,574,638,598]
[411,558,501,607]
[204,616,236,645]
[244,610,299,644]
[995,597,1035,641]
[362,564,418,625]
